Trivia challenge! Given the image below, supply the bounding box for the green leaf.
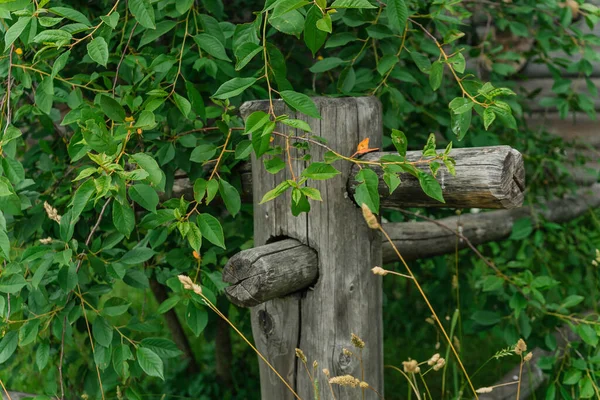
[87,37,109,67]
[112,201,135,238]
[137,347,164,380]
[157,296,181,314]
[264,157,286,174]
[383,172,401,194]
[509,218,532,240]
[186,303,208,337]
[190,144,217,163]
[561,295,585,309]
[99,95,125,122]
[0,228,10,261]
[280,90,320,118]
[140,338,182,358]
[449,97,473,114]
[309,57,345,73]
[101,12,120,29]
[173,93,192,119]
[252,121,274,158]
[245,111,271,135]
[0,331,18,364]
[483,108,496,130]
[32,29,72,46]
[19,319,40,347]
[51,50,70,78]
[193,33,231,61]
[316,14,332,33]
[36,341,50,370]
[234,42,262,71]
[580,376,595,398]
[219,179,241,217]
[377,55,398,76]
[35,77,54,115]
[449,52,466,74]
[128,0,156,29]
[187,223,202,252]
[429,61,444,91]
[0,275,27,294]
[563,369,581,385]
[418,172,444,203]
[129,184,159,212]
[140,20,177,47]
[390,129,407,156]
[49,7,91,26]
[269,10,304,37]
[260,180,291,204]
[102,297,131,317]
[198,213,225,249]
[451,108,471,141]
[576,324,598,347]
[213,77,257,100]
[301,162,340,180]
[386,0,408,33]
[58,264,77,292]
[304,6,327,56]
[471,311,502,326]
[120,247,155,265]
[301,187,322,201]
[291,188,310,216]
[92,317,113,347]
[1,125,22,146]
[130,153,165,190]
[354,168,380,214]
[331,0,376,8]
[176,0,194,14]
[4,17,31,51]
[280,118,312,132]
[410,52,431,74]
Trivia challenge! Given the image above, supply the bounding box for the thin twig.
[112,22,138,95]
[76,198,112,272]
[2,45,13,137]
[0,378,13,400]
[58,315,67,400]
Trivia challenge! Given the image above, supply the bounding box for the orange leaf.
[357,138,370,152]
[354,137,379,156]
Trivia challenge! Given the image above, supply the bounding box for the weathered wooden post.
[238,97,384,400]
[227,97,526,400]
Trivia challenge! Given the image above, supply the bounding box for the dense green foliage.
[0,0,599,398]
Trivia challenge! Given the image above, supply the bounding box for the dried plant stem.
[0,377,13,400]
[199,293,302,400]
[515,355,524,400]
[77,286,106,399]
[386,365,422,400]
[379,226,479,399]
[58,315,66,400]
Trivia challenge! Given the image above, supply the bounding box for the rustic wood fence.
[222,97,526,400]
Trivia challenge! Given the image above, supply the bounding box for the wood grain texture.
[241,97,384,400]
[222,239,318,307]
[349,146,525,209]
[382,183,600,262]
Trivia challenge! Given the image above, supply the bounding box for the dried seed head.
[351,333,365,349]
[435,342,440,350]
[371,266,388,276]
[476,387,493,394]
[295,348,307,363]
[39,237,53,244]
[453,336,461,352]
[177,274,202,295]
[427,353,440,366]
[359,381,369,389]
[44,201,62,223]
[515,339,527,355]
[192,250,201,260]
[524,352,533,362]
[329,375,360,388]
[323,368,330,378]
[433,358,446,371]
[361,203,380,230]
[425,317,435,325]
[452,275,458,289]
[343,348,353,357]
[313,360,318,368]
[402,359,420,374]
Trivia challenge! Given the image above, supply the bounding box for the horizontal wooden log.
[1,391,38,400]
[222,239,318,307]
[223,185,600,306]
[349,146,525,209]
[384,183,600,262]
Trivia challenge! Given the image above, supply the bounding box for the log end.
[497,148,526,209]
[222,239,319,308]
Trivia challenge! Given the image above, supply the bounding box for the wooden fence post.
[240,97,384,400]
